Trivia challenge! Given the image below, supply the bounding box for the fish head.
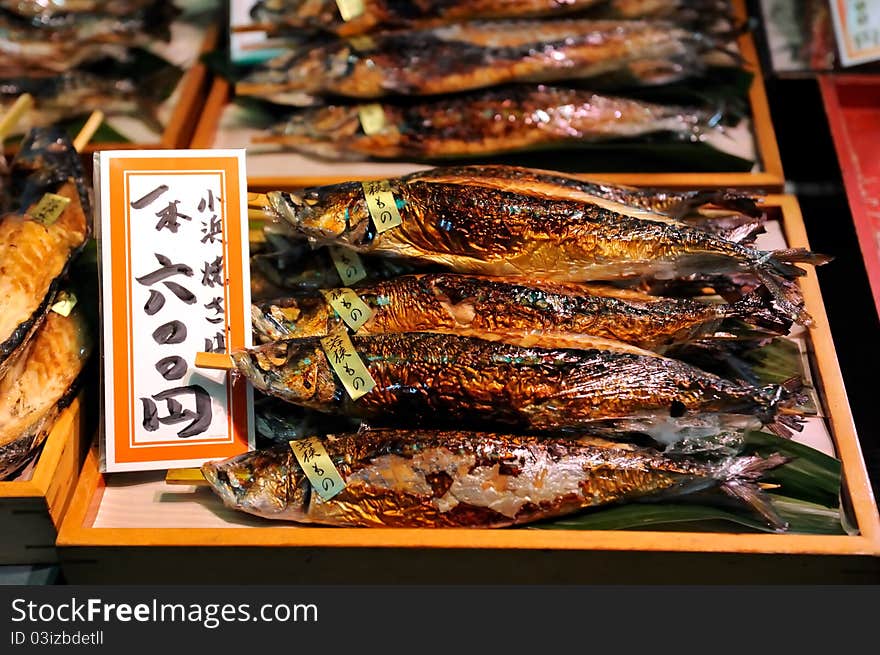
[278,104,362,140]
[267,182,373,247]
[202,447,308,520]
[232,339,336,408]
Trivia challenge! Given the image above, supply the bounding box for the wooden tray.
[55,196,878,583]
[191,0,784,191]
[0,397,86,565]
[819,74,880,318]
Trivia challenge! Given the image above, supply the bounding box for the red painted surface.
[820,75,880,318]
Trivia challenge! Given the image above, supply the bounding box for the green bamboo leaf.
[742,431,841,507]
[529,495,843,535]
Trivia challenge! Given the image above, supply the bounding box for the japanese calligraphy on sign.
[831,0,880,66]
[362,179,402,233]
[289,437,346,501]
[97,150,253,472]
[320,329,376,400]
[320,288,373,332]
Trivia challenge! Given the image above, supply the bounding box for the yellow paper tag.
[328,246,368,285]
[335,0,365,21]
[290,437,346,501]
[362,180,402,234]
[349,35,375,51]
[50,291,78,317]
[31,193,71,225]
[358,103,387,135]
[320,329,376,401]
[321,288,374,332]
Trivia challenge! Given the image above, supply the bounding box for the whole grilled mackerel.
[255,85,726,161]
[203,429,788,529]
[0,129,90,377]
[252,273,790,350]
[267,174,829,325]
[232,332,804,436]
[0,304,91,480]
[406,164,761,220]
[250,0,735,37]
[237,19,734,102]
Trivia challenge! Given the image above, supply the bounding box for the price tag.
[831,0,880,66]
[321,288,373,332]
[290,437,346,501]
[336,0,365,22]
[95,149,254,472]
[320,329,376,400]
[328,245,367,285]
[31,193,70,225]
[358,103,387,135]
[362,179,402,233]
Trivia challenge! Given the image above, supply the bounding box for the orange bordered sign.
[96,150,254,472]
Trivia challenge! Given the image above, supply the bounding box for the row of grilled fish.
[202,164,826,530]
[0,128,93,479]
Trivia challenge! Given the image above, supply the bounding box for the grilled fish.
[255,85,726,161]
[406,164,762,220]
[203,429,788,529]
[252,273,790,351]
[266,173,829,324]
[237,19,736,103]
[251,0,734,37]
[0,302,91,479]
[0,0,160,19]
[0,128,90,377]
[233,332,804,437]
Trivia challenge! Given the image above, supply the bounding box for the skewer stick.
[73,110,104,152]
[0,94,34,141]
[248,192,270,208]
[166,468,209,486]
[196,351,234,370]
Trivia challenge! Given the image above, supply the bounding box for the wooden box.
[0,397,86,565]
[55,196,879,583]
[190,0,784,191]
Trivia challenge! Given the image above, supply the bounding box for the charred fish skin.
[268,177,828,325]
[202,429,788,529]
[0,129,90,375]
[232,333,797,433]
[256,85,723,161]
[237,19,728,101]
[252,273,790,350]
[0,304,91,480]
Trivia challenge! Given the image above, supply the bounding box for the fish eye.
[670,400,686,418]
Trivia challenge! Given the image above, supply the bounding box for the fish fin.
[718,453,790,531]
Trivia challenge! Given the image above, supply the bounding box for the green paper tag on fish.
[31,193,71,225]
[328,246,367,285]
[321,288,373,332]
[349,35,375,51]
[358,103,387,135]
[290,437,346,501]
[362,179,402,234]
[335,0,365,21]
[320,329,376,401]
[50,291,78,317]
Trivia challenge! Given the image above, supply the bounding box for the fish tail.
[672,190,763,220]
[759,377,808,438]
[726,286,793,334]
[251,304,290,343]
[754,269,813,327]
[768,248,835,276]
[717,452,790,531]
